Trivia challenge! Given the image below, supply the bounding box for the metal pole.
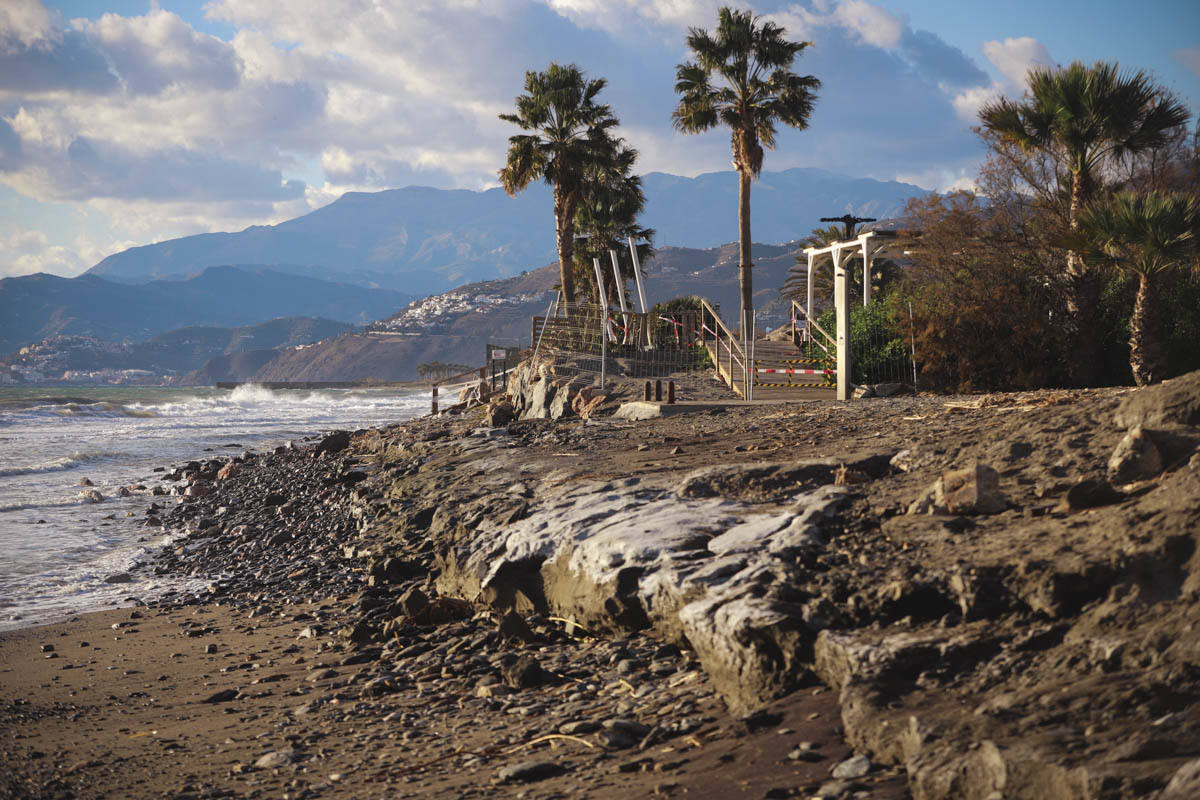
[599,307,607,390]
[431,384,439,414]
[627,236,651,347]
[609,250,629,314]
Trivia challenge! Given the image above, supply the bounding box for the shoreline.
[3,372,1199,798]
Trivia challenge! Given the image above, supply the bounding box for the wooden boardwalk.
[706,338,837,401]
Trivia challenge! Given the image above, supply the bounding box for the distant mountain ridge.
[0,266,411,356]
[85,168,926,294]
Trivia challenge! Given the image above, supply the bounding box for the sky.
[1,0,1197,279]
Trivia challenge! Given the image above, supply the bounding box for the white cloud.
[982,36,1053,88]
[78,9,242,95]
[0,0,57,52]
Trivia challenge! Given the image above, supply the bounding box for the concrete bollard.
[644,381,652,402]
[655,380,662,402]
[667,381,675,405]
[431,384,439,414]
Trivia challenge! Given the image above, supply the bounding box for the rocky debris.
[79,488,104,503]
[90,365,1200,800]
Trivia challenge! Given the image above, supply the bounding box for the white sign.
[491,349,507,360]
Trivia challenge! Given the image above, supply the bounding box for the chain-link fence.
[807,299,915,387]
[530,303,711,385]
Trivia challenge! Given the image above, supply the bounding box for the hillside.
[0,267,410,356]
[84,168,924,294]
[3,317,351,382]
[195,242,812,384]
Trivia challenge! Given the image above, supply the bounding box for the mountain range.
[85,168,925,296]
[0,266,412,356]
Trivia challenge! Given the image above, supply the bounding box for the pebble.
[254,749,298,769]
[831,754,871,779]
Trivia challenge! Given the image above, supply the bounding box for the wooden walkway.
[706,338,837,401]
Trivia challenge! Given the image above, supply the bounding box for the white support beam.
[835,250,851,401]
[862,238,873,307]
[609,249,629,315]
[806,251,815,326]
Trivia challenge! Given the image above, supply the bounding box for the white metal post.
[861,237,872,307]
[835,248,851,401]
[609,249,629,314]
[806,251,815,325]
[624,237,652,347]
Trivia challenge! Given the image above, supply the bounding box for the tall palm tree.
[980,61,1189,385]
[1075,191,1200,386]
[572,144,655,306]
[672,7,819,334]
[499,63,622,307]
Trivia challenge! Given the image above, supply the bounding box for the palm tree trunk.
[554,184,577,307]
[1129,272,1166,386]
[1067,169,1101,386]
[737,168,752,335]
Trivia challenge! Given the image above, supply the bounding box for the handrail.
[792,300,835,355]
[699,298,740,352]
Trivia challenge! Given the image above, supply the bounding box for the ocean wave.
[0,450,123,478]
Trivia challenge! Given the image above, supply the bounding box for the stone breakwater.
[18,369,1198,800]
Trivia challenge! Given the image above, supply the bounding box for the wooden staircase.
[706,337,836,400]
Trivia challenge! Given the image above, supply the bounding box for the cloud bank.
[0,0,1053,276]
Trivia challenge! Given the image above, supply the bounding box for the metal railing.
[698,299,752,399]
[791,300,835,357]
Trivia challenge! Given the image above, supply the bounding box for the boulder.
[1107,425,1163,484]
[315,430,352,457]
[217,461,241,481]
[79,488,104,503]
[1113,369,1200,429]
[484,399,516,427]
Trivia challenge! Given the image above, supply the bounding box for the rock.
[398,586,429,617]
[77,477,94,487]
[117,486,132,497]
[485,399,516,427]
[604,719,651,738]
[217,462,240,480]
[103,572,132,584]
[1163,758,1200,799]
[368,557,422,586]
[830,754,871,779]
[497,611,537,644]
[1064,478,1124,510]
[80,489,104,503]
[254,749,297,769]
[559,720,600,735]
[547,379,578,420]
[853,385,877,399]
[938,462,1005,515]
[1107,425,1163,484]
[201,689,239,703]
[315,430,352,457]
[580,394,608,419]
[501,654,548,689]
[185,481,212,498]
[524,376,556,420]
[262,492,287,507]
[1113,370,1200,429]
[497,760,564,783]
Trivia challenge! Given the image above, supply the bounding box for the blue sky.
[1,0,1197,278]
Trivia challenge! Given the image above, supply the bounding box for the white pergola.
[800,230,905,400]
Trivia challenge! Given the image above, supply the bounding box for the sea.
[0,384,429,631]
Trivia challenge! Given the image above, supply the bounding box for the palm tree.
[980,61,1189,385]
[499,63,622,307]
[1075,191,1200,386]
[672,7,819,334]
[572,144,655,306]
